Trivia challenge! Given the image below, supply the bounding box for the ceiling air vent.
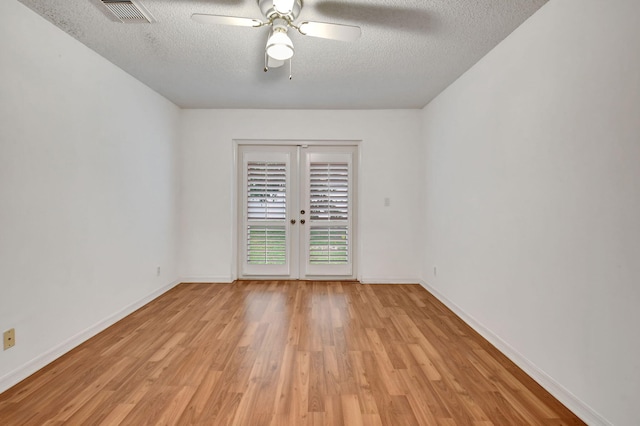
[99,0,155,23]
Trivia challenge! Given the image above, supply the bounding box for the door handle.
[300,219,306,225]
[290,219,296,225]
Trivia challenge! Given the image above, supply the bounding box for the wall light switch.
[384,197,390,207]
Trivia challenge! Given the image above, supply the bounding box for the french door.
[238,144,357,279]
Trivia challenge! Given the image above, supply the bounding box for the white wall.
[420,0,640,424]
[178,109,423,283]
[0,0,180,390]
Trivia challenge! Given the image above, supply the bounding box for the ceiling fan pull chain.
[264,30,270,72]
[289,58,293,80]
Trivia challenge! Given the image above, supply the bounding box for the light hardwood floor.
[0,281,584,425]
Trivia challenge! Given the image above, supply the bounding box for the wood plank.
[0,281,585,425]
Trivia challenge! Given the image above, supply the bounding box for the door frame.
[232,139,361,281]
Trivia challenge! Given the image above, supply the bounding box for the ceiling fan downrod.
[260,0,303,23]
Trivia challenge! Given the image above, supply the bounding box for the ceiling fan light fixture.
[266,28,294,61]
[193,0,361,73]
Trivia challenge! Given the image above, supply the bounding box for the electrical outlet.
[3,328,15,350]
[156,266,161,276]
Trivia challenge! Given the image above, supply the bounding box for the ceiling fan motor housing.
[258,0,302,22]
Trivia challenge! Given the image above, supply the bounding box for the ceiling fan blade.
[191,13,263,28]
[274,0,295,15]
[297,21,361,42]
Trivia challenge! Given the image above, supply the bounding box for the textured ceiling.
[17,0,548,109]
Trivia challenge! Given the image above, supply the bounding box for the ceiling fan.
[192,0,361,75]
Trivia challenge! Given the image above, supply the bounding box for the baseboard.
[418,280,610,426]
[0,279,181,394]
[359,277,421,284]
[179,276,234,283]
[178,276,418,285]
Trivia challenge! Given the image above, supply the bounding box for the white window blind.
[308,162,349,265]
[309,226,348,264]
[247,226,286,265]
[246,161,287,266]
[309,162,349,221]
[247,162,286,220]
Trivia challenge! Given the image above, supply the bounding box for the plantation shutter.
[247,162,287,222]
[241,148,295,276]
[309,162,349,265]
[246,162,287,265]
[303,148,354,277]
